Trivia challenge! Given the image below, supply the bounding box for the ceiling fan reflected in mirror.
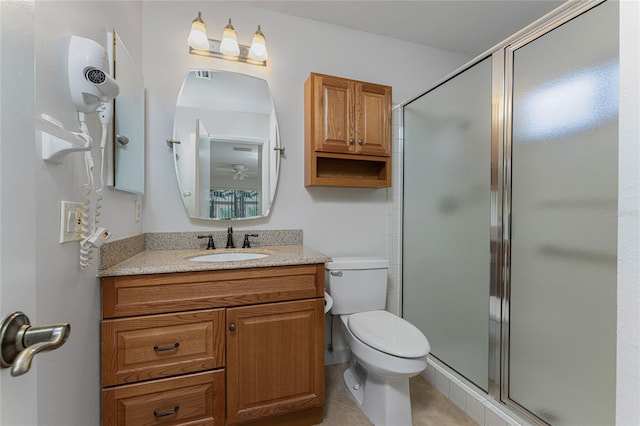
[232,164,248,180]
[216,163,251,180]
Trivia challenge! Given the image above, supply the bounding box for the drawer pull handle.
[153,342,180,352]
[153,406,179,418]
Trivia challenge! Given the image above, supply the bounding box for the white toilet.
[325,257,430,426]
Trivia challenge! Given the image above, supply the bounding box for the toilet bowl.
[325,257,430,426]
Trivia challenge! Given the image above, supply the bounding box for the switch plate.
[60,201,84,243]
[134,199,141,222]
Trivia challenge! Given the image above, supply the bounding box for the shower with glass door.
[402,1,618,424]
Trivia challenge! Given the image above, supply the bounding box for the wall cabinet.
[305,72,392,187]
[101,264,325,426]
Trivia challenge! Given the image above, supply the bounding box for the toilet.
[325,257,430,426]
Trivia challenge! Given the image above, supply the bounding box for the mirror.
[172,70,281,220]
[108,30,145,194]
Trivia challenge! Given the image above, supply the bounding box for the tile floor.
[321,363,477,425]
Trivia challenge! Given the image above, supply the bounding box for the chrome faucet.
[226,227,235,248]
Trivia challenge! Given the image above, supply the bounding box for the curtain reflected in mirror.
[172,70,280,220]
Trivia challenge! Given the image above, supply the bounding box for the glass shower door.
[403,57,492,391]
[507,1,618,424]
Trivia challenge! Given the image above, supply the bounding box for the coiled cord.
[79,150,96,270]
[78,114,95,270]
[77,102,112,270]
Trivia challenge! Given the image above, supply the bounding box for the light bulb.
[249,25,268,62]
[187,12,209,51]
[220,18,240,57]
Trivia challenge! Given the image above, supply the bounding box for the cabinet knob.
[358,139,364,145]
[229,323,236,331]
[349,138,355,145]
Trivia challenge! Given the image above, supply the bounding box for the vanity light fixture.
[248,26,267,62]
[187,12,210,51]
[220,19,240,57]
[188,12,268,66]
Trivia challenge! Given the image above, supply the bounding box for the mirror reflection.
[172,70,280,220]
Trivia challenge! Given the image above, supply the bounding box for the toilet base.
[343,360,413,426]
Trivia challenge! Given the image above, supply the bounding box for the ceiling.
[245,0,565,56]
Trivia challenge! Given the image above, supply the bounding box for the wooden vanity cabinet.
[101,264,325,426]
[305,72,392,187]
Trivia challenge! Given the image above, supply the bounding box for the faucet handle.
[197,234,215,250]
[242,234,259,249]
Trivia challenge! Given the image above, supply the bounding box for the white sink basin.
[189,252,269,262]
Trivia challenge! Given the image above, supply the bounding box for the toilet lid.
[348,310,430,358]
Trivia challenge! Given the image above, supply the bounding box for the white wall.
[142,2,469,258]
[1,2,38,425]
[2,2,143,425]
[617,1,640,424]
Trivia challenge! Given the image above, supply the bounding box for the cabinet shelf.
[306,153,391,188]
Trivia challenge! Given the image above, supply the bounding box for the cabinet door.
[355,82,391,156]
[311,74,354,153]
[226,299,324,425]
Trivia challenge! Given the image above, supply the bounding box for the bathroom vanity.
[99,245,328,426]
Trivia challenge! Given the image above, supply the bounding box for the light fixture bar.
[189,39,267,67]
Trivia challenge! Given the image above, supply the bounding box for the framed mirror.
[108,30,145,194]
[172,70,281,220]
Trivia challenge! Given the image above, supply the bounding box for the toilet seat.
[348,310,430,358]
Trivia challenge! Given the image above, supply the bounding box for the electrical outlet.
[60,201,84,243]
[134,199,141,222]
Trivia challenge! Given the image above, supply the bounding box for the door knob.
[0,312,70,377]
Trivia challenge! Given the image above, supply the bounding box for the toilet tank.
[325,256,389,315]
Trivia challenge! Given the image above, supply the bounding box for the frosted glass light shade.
[249,26,268,61]
[188,12,209,51]
[220,19,240,57]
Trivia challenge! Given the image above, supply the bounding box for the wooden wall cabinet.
[101,265,325,426]
[305,72,392,188]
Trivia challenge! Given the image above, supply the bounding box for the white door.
[1,1,39,424]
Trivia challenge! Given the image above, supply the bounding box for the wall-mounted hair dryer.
[68,35,119,113]
[37,35,120,269]
[66,35,119,270]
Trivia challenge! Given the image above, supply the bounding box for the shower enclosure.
[402,1,618,424]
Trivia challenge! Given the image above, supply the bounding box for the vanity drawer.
[102,370,225,426]
[102,264,324,318]
[102,309,224,386]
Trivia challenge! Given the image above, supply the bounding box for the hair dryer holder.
[38,114,92,164]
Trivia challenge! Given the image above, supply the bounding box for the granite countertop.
[98,245,331,277]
